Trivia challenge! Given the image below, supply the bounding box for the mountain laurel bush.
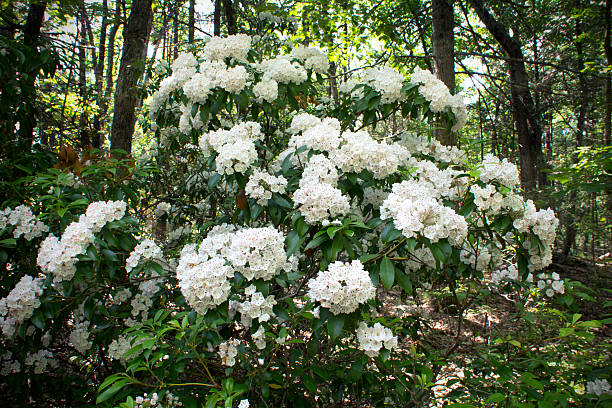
[0,33,608,407]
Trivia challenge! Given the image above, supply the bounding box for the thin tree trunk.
[468,0,543,191]
[328,61,339,103]
[188,0,195,43]
[605,0,611,145]
[223,0,237,35]
[78,9,90,147]
[214,0,221,36]
[110,0,153,155]
[432,0,456,146]
[18,1,46,147]
[92,0,108,148]
[173,3,179,59]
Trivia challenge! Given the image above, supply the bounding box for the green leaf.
[96,378,131,404]
[31,310,46,330]
[331,234,343,260]
[271,193,292,209]
[485,393,506,403]
[379,257,395,290]
[0,238,17,248]
[429,240,452,264]
[396,270,412,294]
[559,327,575,337]
[327,314,345,340]
[520,373,543,390]
[380,222,403,244]
[286,230,301,257]
[208,173,221,189]
[305,234,328,251]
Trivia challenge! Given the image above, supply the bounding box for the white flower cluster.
[253,77,278,103]
[203,34,251,63]
[362,187,389,209]
[535,272,564,297]
[380,180,468,245]
[238,400,250,408]
[476,154,520,190]
[514,200,558,271]
[587,378,611,396]
[245,169,288,206]
[307,260,376,315]
[69,318,92,355]
[252,325,266,350]
[235,285,276,328]
[150,35,251,115]
[24,349,57,374]
[182,62,248,102]
[131,279,161,319]
[126,239,162,273]
[133,392,183,408]
[289,117,341,152]
[258,56,307,85]
[330,130,409,179]
[0,275,44,337]
[0,205,49,240]
[0,351,21,376]
[154,202,171,218]
[218,338,240,366]
[410,67,467,132]
[460,245,502,273]
[199,121,263,175]
[37,201,126,281]
[490,264,521,284]
[405,247,438,272]
[293,177,350,225]
[291,46,329,74]
[108,334,146,365]
[177,249,233,314]
[340,66,405,104]
[228,227,287,280]
[399,132,465,164]
[109,288,132,306]
[471,184,505,214]
[356,322,398,357]
[407,158,465,200]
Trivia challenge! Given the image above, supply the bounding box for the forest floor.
[378,255,612,406]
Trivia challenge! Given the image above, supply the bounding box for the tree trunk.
[468,0,543,191]
[18,1,46,147]
[173,3,179,59]
[188,0,195,43]
[605,0,611,145]
[214,0,221,36]
[78,10,90,148]
[110,0,153,156]
[432,0,456,146]
[92,0,109,148]
[223,0,237,35]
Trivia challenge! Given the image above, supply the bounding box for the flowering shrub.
[0,33,609,407]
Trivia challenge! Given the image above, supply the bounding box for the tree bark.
[605,0,611,145]
[78,9,90,148]
[101,0,122,145]
[214,0,221,36]
[188,0,195,43]
[223,0,237,35]
[18,1,46,146]
[468,0,543,191]
[110,0,153,156]
[173,3,179,59]
[432,0,456,146]
[92,0,109,148]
